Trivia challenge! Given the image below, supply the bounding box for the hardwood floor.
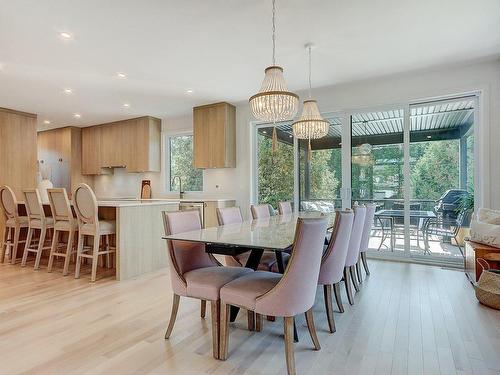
[0,259,499,375]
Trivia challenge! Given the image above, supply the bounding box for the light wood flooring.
[0,259,499,375]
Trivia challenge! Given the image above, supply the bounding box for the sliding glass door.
[253,94,478,267]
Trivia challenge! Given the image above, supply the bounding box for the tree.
[170,136,203,191]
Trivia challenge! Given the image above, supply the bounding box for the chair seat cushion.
[29,217,54,228]
[184,266,253,301]
[55,220,78,231]
[220,271,282,310]
[80,220,116,235]
[6,216,29,227]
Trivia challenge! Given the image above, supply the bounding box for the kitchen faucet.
[171,176,184,199]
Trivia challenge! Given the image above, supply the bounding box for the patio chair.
[422,209,472,256]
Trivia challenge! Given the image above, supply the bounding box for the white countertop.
[96,200,181,207]
[98,198,236,203]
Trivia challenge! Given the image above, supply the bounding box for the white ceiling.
[1,0,499,130]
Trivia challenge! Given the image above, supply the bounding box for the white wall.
[94,57,500,218]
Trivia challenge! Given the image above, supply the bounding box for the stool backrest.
[48,188,73,222]
[0,185,18,220]
[23,189,44,221]
[73,184,98,225]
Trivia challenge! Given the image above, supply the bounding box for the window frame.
[164,131,204,193]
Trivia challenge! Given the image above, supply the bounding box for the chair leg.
[344,267,355,305]
[356,261,363,284]
[333,282,344,313]
[323,285,336,333]
[165,294,180,339]
[305,308,321,349]
[90,235,100,282]
[220,302,230,360]
[47,229,59,273]
[0,227,9,263]
[255,313,263,332]
[284,316,296,375]
[21,227,33,266]
[247,310,255,331]
[350,265,360,292]
[11,226,21,265]
[361,252,370,275]
[62,229,74,276]
[34,227,47,270]
[105,234,111,268]
[74,233,84,279]
[210,300,220,359]
[200,300,207,318]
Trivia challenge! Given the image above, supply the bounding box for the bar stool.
[21,189,54,269]
[0,185,28,264]
[73,183,116,282]
[47,188,78,275]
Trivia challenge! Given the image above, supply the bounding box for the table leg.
[229,249,264,322]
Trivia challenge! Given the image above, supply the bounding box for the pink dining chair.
[219,217,328,375]
[217,206,286,272]
[343,205,366,304]
[250,203,273,219]
[162,209,253,359]
[278,201,293,215]
[357,203,376,282]
[318,210,354,332]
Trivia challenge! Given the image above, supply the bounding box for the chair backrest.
[0,185,18,220]
[47,188,73,222]
[278,201,293,215]
[255,217,328,317]
[73,184,98,225]
[217,206,243,225]
[318,210,354,285]
[162,210,218,292]
[359,203,376,254]
[23,189,44,221]
[251,204,271,219]
[345,205,366,267]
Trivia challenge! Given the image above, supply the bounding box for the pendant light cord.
[308,45,312,98]
[272,0,276,66]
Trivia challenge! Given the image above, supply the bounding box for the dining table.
[162,210,337,342]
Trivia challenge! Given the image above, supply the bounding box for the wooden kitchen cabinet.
[38,127,93,194]
[193,102,236,169]
[81,116,161,175]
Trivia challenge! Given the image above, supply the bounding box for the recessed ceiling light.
[43,120,51,125]
[59,32,73,40]
[116,72,127,79]
[63,88,73,94]
[123,103,130,108]
[186,89,194,94]
[73,113,81,119]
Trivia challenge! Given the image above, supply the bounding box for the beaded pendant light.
[292,44,329,160]
[249,0,299,151]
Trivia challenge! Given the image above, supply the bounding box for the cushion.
[6,216,29,227]
[184,266,253,301]
[220,271,282,310]
[55,220,78,231]
[80,220,116,235]
[29,217,54,228]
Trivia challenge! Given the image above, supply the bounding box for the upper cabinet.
[81,116,161,175]
[193,102,236,169]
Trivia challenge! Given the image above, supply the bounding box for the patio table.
[374,210,436,252]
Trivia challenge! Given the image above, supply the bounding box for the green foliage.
[169,136,203,191]
[411,140,459,200]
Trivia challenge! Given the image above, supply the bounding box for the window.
[168,134,203,192]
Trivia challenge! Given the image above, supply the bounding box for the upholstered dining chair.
[162,209,253,359]
[217,206,286,272]
[73,183,115,282]
[278,201,293,215]
[250,203,273,219]
[21,189,54,269]
[0,185,28,264]
[343,205,366,304]
[318,210,354,332]
[219,217,328,375]
[47,188,78,275]
[357,203,377,281]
